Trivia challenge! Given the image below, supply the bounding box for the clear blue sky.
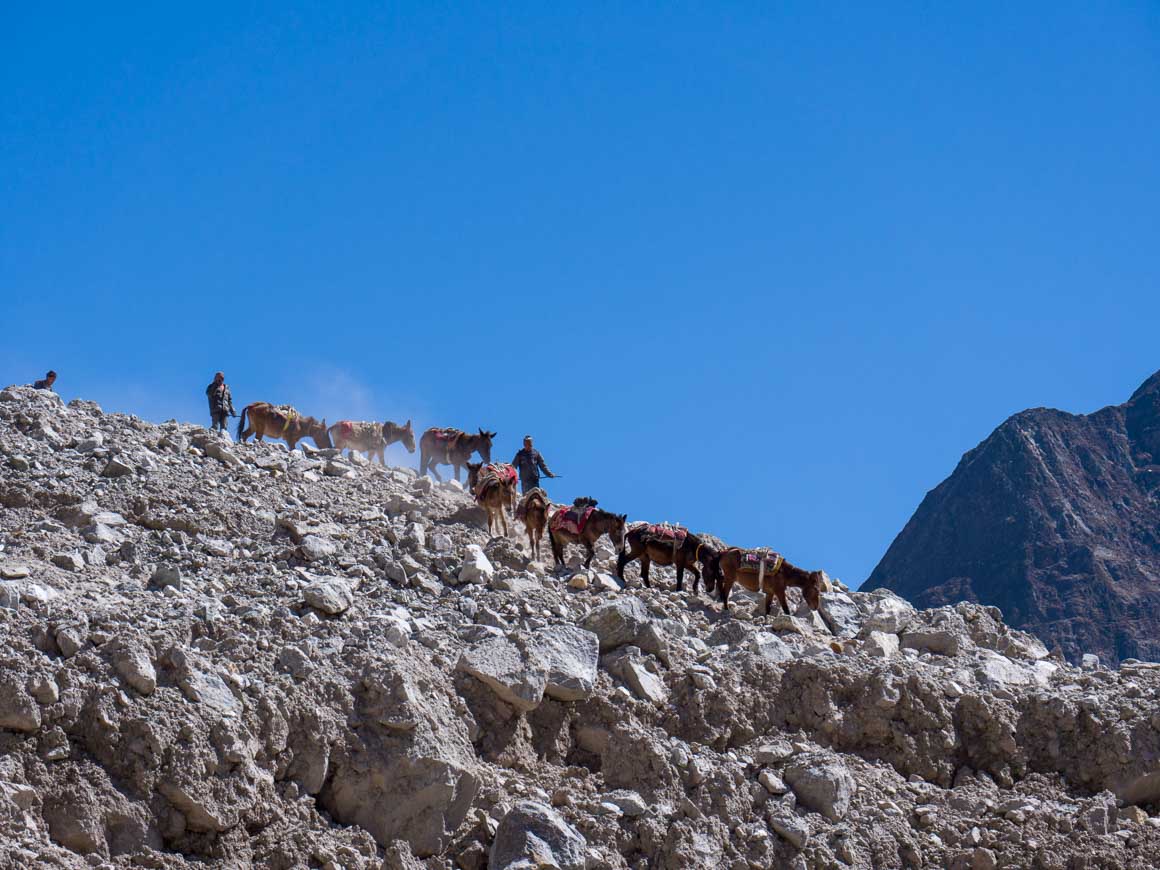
[3,2,1158,587]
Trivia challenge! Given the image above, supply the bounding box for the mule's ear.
[405,419,412,429]
[620,513,628,522]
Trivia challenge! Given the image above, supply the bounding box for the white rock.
[862,595,916,633]
[862,631,900,658]
[459,545,494,584]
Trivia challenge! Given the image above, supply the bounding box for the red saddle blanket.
[551,505,595,535]
[432,428,461,443]
[475,463,517,499]
[642,523,687,544]
[740,550,784,572]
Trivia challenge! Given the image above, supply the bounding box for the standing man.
[511,434,556,494]
[32,370,57,391]
[205,371,235,433]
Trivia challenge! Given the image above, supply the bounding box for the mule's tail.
[236,405,249,441]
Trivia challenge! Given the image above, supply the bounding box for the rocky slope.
[865,370,1160,667]
[3,384,1160,869]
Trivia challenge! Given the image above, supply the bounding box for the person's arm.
[511,450,522,468]
[537,451,554,477]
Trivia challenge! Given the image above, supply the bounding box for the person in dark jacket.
[511,435,556,494]
[32,370,57,391]
[205,372,235,432]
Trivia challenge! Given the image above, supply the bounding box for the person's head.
[45,371,56,384]
[523,435,533,449]
[213,371,224,384]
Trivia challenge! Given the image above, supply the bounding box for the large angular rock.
[101,457,135,477]
[580,597,651,652]
[861,594,916,633]
[818,592,861,638]
[458,545,494,585]
[531,625,599,702]
[299,535,338,562]
[748,631,793,663]
[303,577,354,615]
[322,662,480,856]
[490,801,587,870]
[900,629,961,656]
[113,642,157,696]
[862,630,900,658]
[456,634,549,712]
[622,658,668,706]
[785,755,856,821]
[0,678,41,732]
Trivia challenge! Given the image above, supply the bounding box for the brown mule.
[616,524,719,594]
[418,427,495,483]
[466,461,518,537]
[328,419,415,464]
[548,503,627,570]
[517,487,551,560]
[715,547,825,616]
[236,403,331,450]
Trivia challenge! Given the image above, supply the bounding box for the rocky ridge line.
[2,385,1160,869]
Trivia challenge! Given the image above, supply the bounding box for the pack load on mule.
[466,461,519,537]
[328,418,415,464]
[236,402,331,450]
[418,426,495,483]
[618,522,718,594]
[714,546,827,616]
[550,497,599,535]
[517,487,551,560]
[548,497,626,569]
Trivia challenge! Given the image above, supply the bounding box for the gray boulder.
[861,594,915,633]
[580,597,651,652]
[785,755,856,821]
[818,592,861,638]
[531,625,599,702]
[303,577,355,615]
[456,634,549,712]
[490,801,587,870]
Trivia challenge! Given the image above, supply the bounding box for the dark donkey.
[237,402,332,450]
[715,547,828,616]
[617,524,719,594]
[548,500,627,569]
[418,427,495,483]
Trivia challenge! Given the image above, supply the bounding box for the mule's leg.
[675,562,684,592]
[720,576,734,610]
[616,542,640,581]
[640,554,652,588]
[687,562,702,594]
[549,532,564,568]
[583,539,595,568]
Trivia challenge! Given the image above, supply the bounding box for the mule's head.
[477,428,496,462]
[612,513,628,553]
[465,460,483,490]
[401,419,416,453]
[802,570,825,611]
[312,418,333,449]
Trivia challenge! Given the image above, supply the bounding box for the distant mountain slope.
[865,370,1160,665]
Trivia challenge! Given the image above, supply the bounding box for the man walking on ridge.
[32,370,57,391]
[512,435,556,494]
[206,371,235,433]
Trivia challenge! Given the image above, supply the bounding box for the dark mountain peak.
[866,368,1160,665]
[1129,368,1160,404]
